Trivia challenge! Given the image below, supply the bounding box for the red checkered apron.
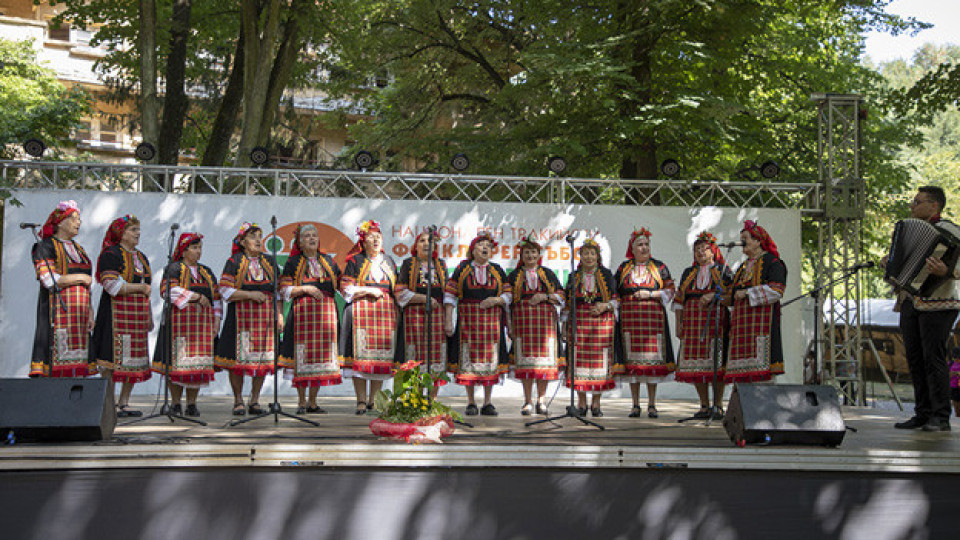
[725,298,774,382]
[454,302,505,385]
[402,302,447,377]
[566,304,616,391]
[110,295,151,383]
[46,285,93,377]
[350,294,398,375]
[676,298,726,383]
[511,300,562,380]
[233,299,276,376]
[620,296,673,376]
[166,303,216,385]
[290,294,341,387]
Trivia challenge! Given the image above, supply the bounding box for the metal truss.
[812,93,866,405]
[1,160,821,211]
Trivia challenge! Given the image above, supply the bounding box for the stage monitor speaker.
[0,378,115,442]
[723,384,846,447]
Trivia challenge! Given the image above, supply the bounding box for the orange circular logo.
[264,221,354,268]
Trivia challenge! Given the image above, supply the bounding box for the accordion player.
[884,218,960,297]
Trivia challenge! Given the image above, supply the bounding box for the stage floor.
[2,396,958,474]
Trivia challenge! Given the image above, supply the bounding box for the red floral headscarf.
[101,215,137,251]
[693,231,725,266]
[347,220,382,258]
[467,231,498,261]
[173,233,203,261]
[412,229,440,259]
[232,222,261,255]
[625,227,652,259]
[40,200,79,239]
[517,234,543,266]
[742,220,779,259]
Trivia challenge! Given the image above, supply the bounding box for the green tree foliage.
[49,0,328,167]
[320,0,922,184]
[0,38,90,161]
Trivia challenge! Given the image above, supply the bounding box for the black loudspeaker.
[0,378,116,442]
[723,384,846,447]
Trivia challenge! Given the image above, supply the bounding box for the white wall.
[1,189,806,399]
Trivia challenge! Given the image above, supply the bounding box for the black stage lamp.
[354,149,376,170]
[23,138,46,158]
[451,153,470,172]
[134,142,156,162]
[547,156,567,175]
[660,158,681,178]
[250,146,270,166]
[760,161,780,179]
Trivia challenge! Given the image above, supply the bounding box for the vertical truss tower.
[813,93,866,404]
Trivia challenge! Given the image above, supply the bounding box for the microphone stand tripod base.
[525,402,605,430]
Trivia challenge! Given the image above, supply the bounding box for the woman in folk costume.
[505,235,565,416]
[674,231,733,419]
[278,223,342,414]
[564,237,620,417]
[722,220,787,383]
[395,230,448,395]
[216,222,282,416]
[444,231,510,416]
[615,228,675,419]
[30,200,96,378]
[340,220,399,415]
[151,233,221,417]
[91,215,153,417]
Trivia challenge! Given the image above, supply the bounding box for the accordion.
[884,218,960,297]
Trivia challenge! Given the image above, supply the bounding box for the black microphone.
[427,225,437,234]
[170,223,180,231]
[718,241,744,248]
[19,222,41,229]
[846,261,875,272]
[270,215,278,228]
[565,230,579,243]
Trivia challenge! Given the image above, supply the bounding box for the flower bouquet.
[369,360,461,443]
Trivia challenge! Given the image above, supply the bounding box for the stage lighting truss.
[660,159,680,178]
[451,153,470,172]
[134,142,156,162]
[23,139,46,158]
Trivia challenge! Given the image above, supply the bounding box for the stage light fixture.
[451,153,470,172]
[660,158,681,178]
[547,156,567,175]
[760,161,780,179]
[354,150,375,170]
[23,138,46,158]
[249,146,269,166]
[134,142,156,162]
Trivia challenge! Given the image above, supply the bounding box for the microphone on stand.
[565,230,580,243]
[170,223,180,231]
[270,215,278,228]
[845,261,875,272]
[718,241,745,248]
[427,224,437,234]
[19,222,41,229]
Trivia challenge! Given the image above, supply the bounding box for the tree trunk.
[200,33,245,169]
[236,0,282,167]
[138,0,158,161]
[616,5,658,180]
[256,0,307,147]
[157,0,192,166]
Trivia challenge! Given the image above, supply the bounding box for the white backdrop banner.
[1,189,805,397]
